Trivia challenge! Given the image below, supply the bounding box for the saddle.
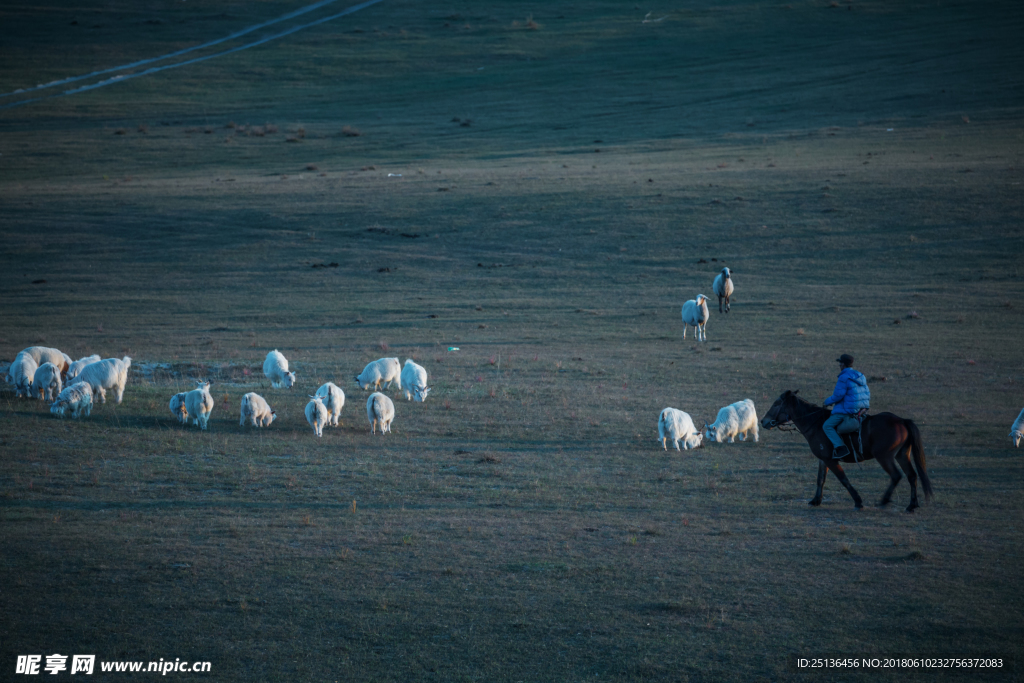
[839,415,868,460]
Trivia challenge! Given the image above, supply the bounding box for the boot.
[832,445,851,459]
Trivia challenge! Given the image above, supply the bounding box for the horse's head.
[761,390,799,429]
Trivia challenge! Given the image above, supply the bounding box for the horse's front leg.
[825,460,863,509]
[810,460,827,506]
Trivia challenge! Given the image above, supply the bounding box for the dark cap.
[836,353,854,366]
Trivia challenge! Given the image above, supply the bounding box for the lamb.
[8,353,38,398]
[17,346,70,378]
[66,355,101,384]
[169,392,190,423]
[70,356,131,404]
[184,380,214,430]
[50,382,93,419]
[314,382,345,426]
[681,294,710,342]
[240,392,276,428]
[703,399,759,443]
[1011,407,1024,448]
[400,359,431,402]
[355,357,401,391]
[658,407,703,451]
[713,267,734,313]
[366,392,395,435]
[263,350,296,388]
[305,395,329,437]
[33,362,62,401]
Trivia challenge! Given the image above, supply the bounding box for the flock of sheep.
[168,351,433,437]
[6,265,1024,448]
[3,343,431,438]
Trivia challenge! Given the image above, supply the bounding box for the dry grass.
[1,0,1023,680]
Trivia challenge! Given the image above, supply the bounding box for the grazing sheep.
[169,392,190,423]
[366,391,395,435]
[355,357,401,392]
[66,355,101,384]
[33,362,62,401]
[263,350,296,388]
[305,395,329,437]
[184,380,214,430]
[17,346,70,378]
[1011,407,1024,448]
[50,382,93,419]
[315,382,345,426]
[713,267,734,313]
[681,294,710,342]
[400,359,431,402]
[704,399,759,443]
[658,407,703,451]
[240,392,276,428]
[70,356,131,404]
[8,353,38,398]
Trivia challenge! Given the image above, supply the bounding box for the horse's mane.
[785,391,829,421]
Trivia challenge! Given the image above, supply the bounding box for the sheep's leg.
[728,435,735,443]
[718,295,724,313]
[725,295,730,313]
[97,387,107,403]
[674,439,680,451]
[752,423,759,442]
[115,384,125,404]
[661,437,667,450]
[682,326,687,340]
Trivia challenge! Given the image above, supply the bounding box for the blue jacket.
[824,368,870,415]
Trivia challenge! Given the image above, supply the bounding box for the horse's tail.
[904,418,933,500]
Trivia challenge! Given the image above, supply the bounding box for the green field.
[2,1,1023,680]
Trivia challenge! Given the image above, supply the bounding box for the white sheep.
[314,382,345,426]
[1011,407,1024,448]
[305,395,329,437]
[184,380,214,430]
[681,294,710,342]
[70,356,131,404]
[703,399,759,443]
[713,267,734,313]
[33,362,63,401]
[366,391,395,435]
[169,392,190,423]
[50,382,93,419]
[66,355,101,384]
[400,359,431,402]
[263,350,296,388]
[658,407,703,451]
[17,346,70,377]
[8,353,39,398]
[240,392,276,428]
[355,357,401,391]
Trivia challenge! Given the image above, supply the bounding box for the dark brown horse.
[760,390,933,512]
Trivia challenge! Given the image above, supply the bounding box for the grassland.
[2,1,1024,681]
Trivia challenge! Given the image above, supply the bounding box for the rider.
[822,353,870,459]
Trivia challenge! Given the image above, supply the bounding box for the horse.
[760,390,932,512]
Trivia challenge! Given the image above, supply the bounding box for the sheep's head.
[413,386,431,402]
[722,267,731,279]
[266,410,277,426]
[281,371,296,388]
[196,380,211,391]
[703,422,718,442]
[1013,430,1022,448]
[690,431,704,448]
[696,294,707,306]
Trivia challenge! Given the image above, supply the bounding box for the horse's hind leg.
[876,452,903,507]
[810,460,828,506]
[896,445,920,512]
[825,460,863,509]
